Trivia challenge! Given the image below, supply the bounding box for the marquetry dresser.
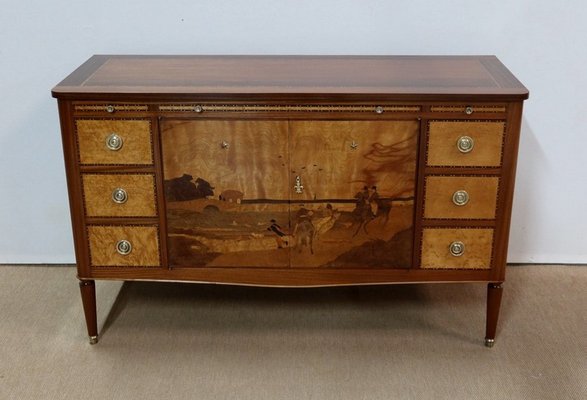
[52,55,528,346]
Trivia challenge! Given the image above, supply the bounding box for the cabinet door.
[289,120,418,268]
[161,120,290,268]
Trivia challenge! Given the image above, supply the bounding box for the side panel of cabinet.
[289,120,419,268]
[160,119,290,268]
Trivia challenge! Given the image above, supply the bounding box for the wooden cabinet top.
[52,55,528,101]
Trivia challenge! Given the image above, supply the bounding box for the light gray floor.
[0,265,585,400]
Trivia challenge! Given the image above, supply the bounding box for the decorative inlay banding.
[431,105,506,113]
[74,104,149,112]
[158,104,421,113]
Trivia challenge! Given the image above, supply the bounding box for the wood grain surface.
[52,55,529,100]
[427,121,505,167]
[82,174,157,217]
[161,120,289,199]
[76,119,152,165]
[289,120,418,200]
[420,228,494,269]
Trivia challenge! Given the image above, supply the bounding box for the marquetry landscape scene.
[161,119,418,268]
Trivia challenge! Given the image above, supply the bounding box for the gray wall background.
[1,0,585,263]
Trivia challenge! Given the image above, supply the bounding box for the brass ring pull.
[112,188,128,204]
[456,136,474,153]
[116,240,132,256]
[452,190,469,206]
[106,133,123,151]
[449,241,465,257]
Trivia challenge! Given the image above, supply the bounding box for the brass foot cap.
[485,338,495,348]
[89,335,99,345]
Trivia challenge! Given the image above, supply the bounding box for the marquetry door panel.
[161,119,419,269]
[160,119,290,268]
[288,120,419,268]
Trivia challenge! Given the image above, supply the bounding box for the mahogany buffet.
[52,55,528,346]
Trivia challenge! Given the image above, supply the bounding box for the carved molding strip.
[430,105,506,113]
[158,104,421,113]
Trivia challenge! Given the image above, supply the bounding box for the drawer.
[74,103,149,113]
[87,225,160,267]
[427,121,505,167]
[82,174,157,217]
[423,176,499,219]
[75,119,153,165]
[420,228,493,269]
[429,105,506,114]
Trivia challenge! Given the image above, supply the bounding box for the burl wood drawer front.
[427,121,505,167]
[82,174,157,217]
[420,228,493,269]
[423,176,499,219]
[75,119,152,165]
[87,225,160,267]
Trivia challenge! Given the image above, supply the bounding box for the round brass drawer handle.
[116,240,132,256]
[465,106,474,115]
[374,106,384,114]
[106,133,123,151]
[112,188,128,204]
[449,241,465,257]
[456,136,474,153]
[452,190,469,206]
[106,105,116,113]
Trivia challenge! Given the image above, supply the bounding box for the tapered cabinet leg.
[79,280,99,344]
[485,282,503,347]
